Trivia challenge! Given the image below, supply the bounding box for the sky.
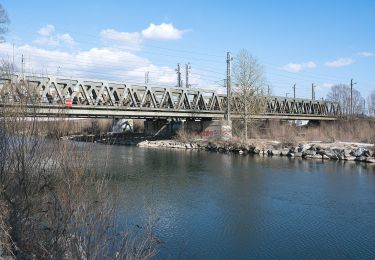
[0,0,374,99]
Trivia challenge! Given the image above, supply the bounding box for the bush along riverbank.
[137,139,375,163]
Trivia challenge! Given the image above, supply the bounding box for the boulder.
[324,151,339,160]
[344,156,356,161]
[303,150,316,156]
[332,149,344,160]
[312,154,323,160]
[294,152,303,157]
[362,150,371,157]
[352,147,365,157]
[253,148,261,154]
[281,148,291,156]
[298,144,311,152]
[344,149,353,157]
[355,156,367,162]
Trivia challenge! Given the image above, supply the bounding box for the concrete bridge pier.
[112,118,133,133]
[144,119,182,137]
[182,119,232,140]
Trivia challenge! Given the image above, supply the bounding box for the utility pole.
[185,63,191,88]
[145,71,149,84]
[12,43,15,69]
[286,93,290,98]
[311,83,315,100]
[363,99,366,115]
[293,83,296,99]
[267,85,270,96]
[226,52,232,121]
[176,63,181,88]
[21,54,24,79]
[350,78,357,115]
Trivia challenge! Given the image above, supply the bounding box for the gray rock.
[332,149,344,160]
[299,144,311,152]
[303,150,316,156]
[352,147,365,157]
[323,150,337,160]
[344,156,356,161]
[362,150,371,157]
[355,156,367,162]
[294,152,303,157]
[366,157,375,163]
[344,149,353,157]
[312,154,323,160]
[281,148,290,156]
[253,148,260,154]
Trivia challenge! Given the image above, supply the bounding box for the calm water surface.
[91,144,375,259]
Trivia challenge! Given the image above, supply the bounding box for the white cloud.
[356,52,373,57]
[324,58,353,68]
[35,24,78,47]
[34,37,59,46]
[100,29,142,50]
[38,24,55,37]
[141,23,187,40]
[281,61,317,72]
[57,33,77,46]
[0,43,177,84]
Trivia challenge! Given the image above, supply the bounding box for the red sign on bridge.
[65,99,72,107]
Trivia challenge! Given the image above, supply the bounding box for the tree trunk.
[244,118,248,141]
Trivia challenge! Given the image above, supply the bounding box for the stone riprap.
[137,140,375,163]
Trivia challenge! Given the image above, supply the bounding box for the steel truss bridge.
[0,74,341,120]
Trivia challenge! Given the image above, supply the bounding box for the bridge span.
[0,74,341,120]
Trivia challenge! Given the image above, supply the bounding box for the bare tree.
[0,66,159,258]
[0,3,9,42]
[232,49,267,140]
[326,84,364,115]
[368,90,375,116]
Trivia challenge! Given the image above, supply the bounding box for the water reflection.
[89,145,375,259]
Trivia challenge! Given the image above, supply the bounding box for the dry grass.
[174,127,200,143]
[238,117,375,144]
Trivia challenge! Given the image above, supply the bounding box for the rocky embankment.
[138,140,375,163]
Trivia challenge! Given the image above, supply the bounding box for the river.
[90,144,375,259]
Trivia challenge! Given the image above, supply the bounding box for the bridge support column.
[112,118,133,133]
[144,119,182,137]
[201,120,232,140]
[183,119,232,140]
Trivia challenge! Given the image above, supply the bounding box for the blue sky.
[1,0,374,99]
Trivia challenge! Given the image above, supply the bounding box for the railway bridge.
[0,74,342,137]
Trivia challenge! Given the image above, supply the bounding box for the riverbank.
[65,133,375,163]
[137,139,375,163]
